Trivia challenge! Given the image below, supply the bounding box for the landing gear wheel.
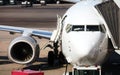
[48,51,55,66]
[59,51,67,64]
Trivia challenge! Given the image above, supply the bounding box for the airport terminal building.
[0,0,36,5]
[0,0,59,5]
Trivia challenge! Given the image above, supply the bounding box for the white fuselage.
[61,0,108,66]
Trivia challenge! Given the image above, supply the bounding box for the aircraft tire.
[59,51,67,64]
[48,51,55,66]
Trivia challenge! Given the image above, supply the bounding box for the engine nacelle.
[8,36,40,64]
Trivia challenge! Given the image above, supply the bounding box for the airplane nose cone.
[64,32,102,65]
[69,35,94,56]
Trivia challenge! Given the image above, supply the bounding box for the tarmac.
[0,4,73,75]
[0,3,120,75]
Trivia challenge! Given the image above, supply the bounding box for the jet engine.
[8,36,40,64]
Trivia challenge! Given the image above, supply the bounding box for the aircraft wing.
[0,25,52,39]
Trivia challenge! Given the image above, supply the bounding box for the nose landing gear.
[47,42,67,66]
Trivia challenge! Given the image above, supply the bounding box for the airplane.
[0,0,120,68]
[40,0,80,5]
[62,0,80,3]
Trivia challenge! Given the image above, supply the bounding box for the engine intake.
[8,36,40,64]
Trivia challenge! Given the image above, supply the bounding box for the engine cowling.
[8,36,40,64]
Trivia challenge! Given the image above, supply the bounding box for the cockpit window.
[66,24,72,33]
[66,24,106,33]
[86,25,106,33]
[72,25,84,31]
[100,24,106,33]
[66,25,84,33]
[86,25,99,31]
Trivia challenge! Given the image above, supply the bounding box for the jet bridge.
[95,0,120,49]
